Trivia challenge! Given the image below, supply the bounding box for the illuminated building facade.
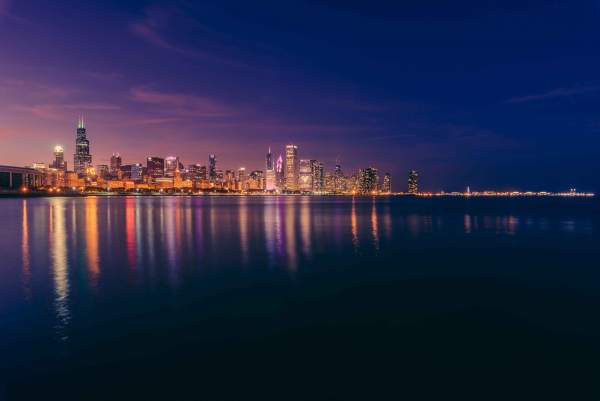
[408,170,418,194]
[265,147,276,191]
[51,146,67,171]
[237,167,247,191]
[73,117,92,177]
[285,144,298,191]
[382,173,391,193]
[147,157,165,178]
[110,153,122,176]
[358,167,378,194]
[298,159,313,192]
[164,156,180,178]
[310,160,323,192]
[209,154,217,182]
[276,154,284,190]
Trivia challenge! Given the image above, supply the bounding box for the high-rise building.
[265,147,276,191]
[187,164,206,181]
[237,167,247,191]
[358,167,378,194]
[147,157,165,179]
[73,117,92,177]
[208,154,217,182]
[164,156,180,177]
[285,144,298,191]
[311,160,324,192]
[275,154,284,190]
[383,173,392,194]
[110,153,122,175]
[298,159,313,192]
[333,164,345,193]
[51,145,67,171]
[96,164,110,179]
[324,172,335,193]
[121,163,144,181]
[408,170,418,194]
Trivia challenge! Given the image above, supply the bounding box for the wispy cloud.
[129,5,244,67]
[507,84,600,103]
[130,86,237,119]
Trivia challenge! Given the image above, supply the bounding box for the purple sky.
[1,0,599,191]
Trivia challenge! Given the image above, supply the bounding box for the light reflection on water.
[8,196,595,315]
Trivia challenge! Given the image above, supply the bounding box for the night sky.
[1,0,599,191]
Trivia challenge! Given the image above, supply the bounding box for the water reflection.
[21,200,31,301]
[371,198,379,252]
[351,198,359,254]
[7,197,597,309]
[50,199,70,342]
[85,197,99,287]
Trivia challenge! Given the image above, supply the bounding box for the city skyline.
[1,1,599,192]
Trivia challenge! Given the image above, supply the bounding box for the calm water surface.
[1,196,599,400]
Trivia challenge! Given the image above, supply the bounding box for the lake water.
[1,196,599,400]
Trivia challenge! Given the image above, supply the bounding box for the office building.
[408,170,418,194]
[51,145,67,171]
[73,117,92,177]
[298,159,313,192]
[358,167,378,194]
[147,157,165,178]
[382,173,392,193]
[285,144,298,191]
[209,154,217,182]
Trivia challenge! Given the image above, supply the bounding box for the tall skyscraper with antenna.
[265,147,276,191]
[73,116,92,177]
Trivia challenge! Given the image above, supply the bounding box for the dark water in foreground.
[1,196,599,400]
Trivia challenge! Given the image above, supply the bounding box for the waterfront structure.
[285,144,299,191]
[298,159,313,192]
[73,117,92,177]
[0,165,44,190]
[51,146,67,171]
[358,167,378,194]
[147,157,165,178]
[383,173,392,193]
[209,154,217,182]
[408,170,418,194]
[110,153,122,176]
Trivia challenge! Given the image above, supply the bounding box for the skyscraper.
[408,170,418,194]
[285,144,298,191]
[164,156,180,177]
[383,173,392,194]
[209,154,217,182]
[265,147,276,191]
[51,145,67,171]
[275,154,284,190]
[358,167,378,194]
[237,167,247,191]
[311,160,324,192]
[110,153,122,176]
[333,164,345,193]
[147,157,165,179]
[73,117,92,177]
[298,159,313,192]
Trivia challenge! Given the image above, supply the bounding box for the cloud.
[129,5,246,67]
[507,84,600,103]
[130,86,236,119]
